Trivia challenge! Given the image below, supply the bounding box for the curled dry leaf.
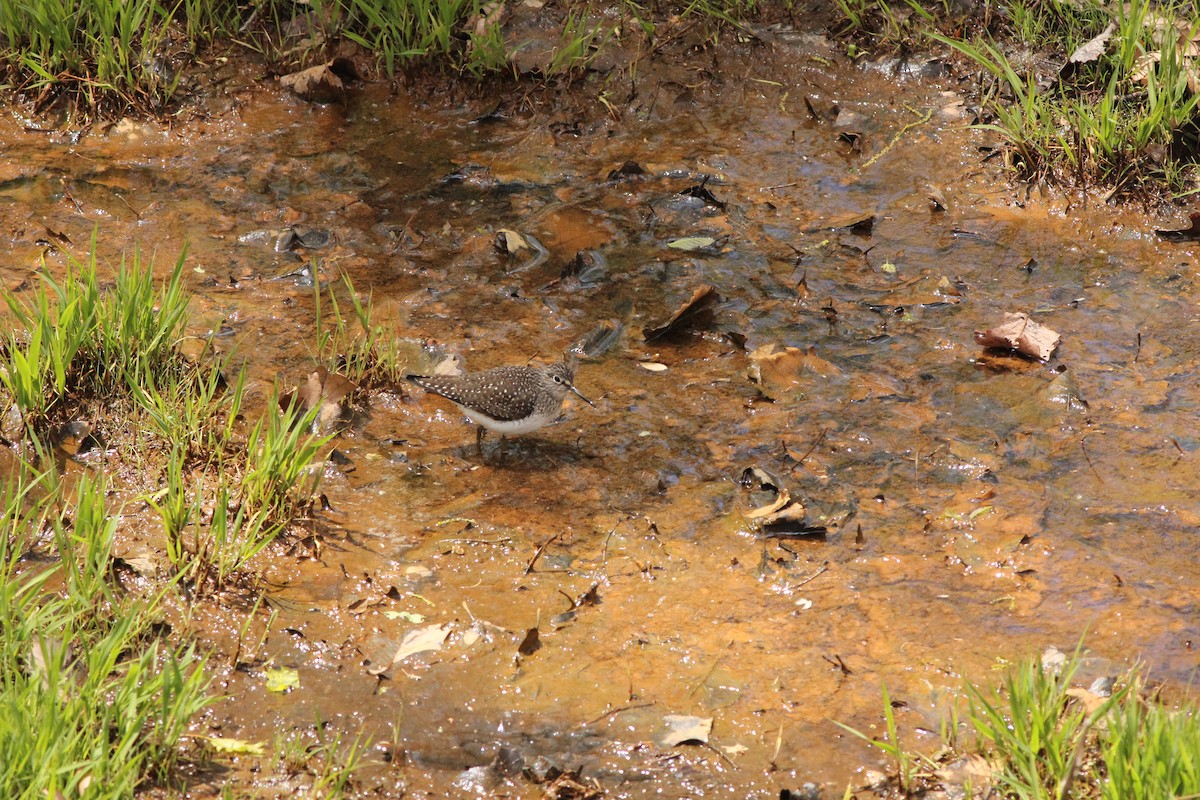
[280,63,345,104]
[658,714,713,747]
[740,466,808,527]
[495,228,531,255]
[281,366,357,430]
[1155,212,1200,240]
[974,313,1060,361]
[1068,21,1115,64]
[643,285,721,341]
[372,622,453,674]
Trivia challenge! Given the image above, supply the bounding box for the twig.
[789,561,829,591]
[586,701,655,725]
[1080,434,1105,484]
[524,532,562,575]
[787,428,827,472]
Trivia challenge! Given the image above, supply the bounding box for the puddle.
[3,31,1200,797]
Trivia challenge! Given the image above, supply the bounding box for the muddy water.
[5,36,1200,798]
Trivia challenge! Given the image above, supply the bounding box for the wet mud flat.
[4,24,1200,799]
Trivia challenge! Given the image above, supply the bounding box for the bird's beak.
[569,384,595,407]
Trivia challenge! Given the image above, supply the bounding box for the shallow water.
[4,32,1200,798]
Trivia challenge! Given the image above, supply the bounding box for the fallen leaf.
[495,228,531,254]
[279,63,344,104]
[265,666,300,693]
[517,627,541,656]
[1068,21,1115,64]
[667,236,718,251]
[206,737,267,756]
[1155,212,1200,240]
[389,622,452,667]
[607,160,645,181]
[383,611,426,623]
[639,362,668,372]
[658,714,713,747]
[974,313,1060,361]
[643,285,721,341]
[749,344,843,399]
[678,181,726,209]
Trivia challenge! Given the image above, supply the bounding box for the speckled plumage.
[406,360,593,441]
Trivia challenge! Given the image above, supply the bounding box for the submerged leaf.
[379,622,453,672]
[667,236,718,251]
[749,344,843,399]
[265,666,300,693]
[1155,212,1200,241]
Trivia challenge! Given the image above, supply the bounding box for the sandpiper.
[406,357,593,458]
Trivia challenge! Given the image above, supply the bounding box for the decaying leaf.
[607,160,646,181]
[667,236,719,251]
[572,319,624,358]
[280,366,357,430]
[206,737,267,756]
[386,622,452,668]
[847,372,908,402]
[431,353,464,376]
[974,313,1060,361]
[265,666,300,693]
[817,211,874,236]
[678,180,726,209]
[517,626,542,656]
[748,344,843,400]
[658,714,713,747]
[495,228,531,255]
[279,62,345,104]
[1068,22,1115,64]
[1040,367,1088,412]
[1156,212,1200,240]
[643,285,721,341]
[739,466,815,532]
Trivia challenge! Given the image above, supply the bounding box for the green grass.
[314,274,413,392]
[832,0,1200,197]
[0,465,210,798]
[0,242,333,596]
[0,242,193,435]
[0,0,769,120]
[842,650,1200,798]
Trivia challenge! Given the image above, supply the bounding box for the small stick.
[789,561,829,591]
[524,531,562,575]
[586,701,655,725]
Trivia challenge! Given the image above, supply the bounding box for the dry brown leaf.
[1069,22,1115,64]
[643,285,721,341]
[279,63,344,103]
[974,313,1060,361]
[749,344,844,399]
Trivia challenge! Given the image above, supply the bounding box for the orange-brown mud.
[4,23,1200,799]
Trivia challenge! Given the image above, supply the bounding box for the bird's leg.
[498,435,508,465]
[476,426,487,457]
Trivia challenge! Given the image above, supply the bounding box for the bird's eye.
[554,375,564,383]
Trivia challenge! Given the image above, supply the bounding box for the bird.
[405,357,594,459]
